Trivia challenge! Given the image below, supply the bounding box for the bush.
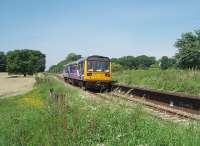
[111,63,123,72]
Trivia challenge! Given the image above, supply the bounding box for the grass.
[113,68,200,96]
[0,74,200,145]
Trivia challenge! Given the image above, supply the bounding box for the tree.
[175,30,200,69]
[117,56,137,69]
[7,49,46,76]
[48,65,58,73]
[0,52,7,72]
[48,53,82,73]
[160,56,176,70]
[65,53,82,62]
[135,55,156,69]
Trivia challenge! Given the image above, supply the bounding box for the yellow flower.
[18,96,44,108]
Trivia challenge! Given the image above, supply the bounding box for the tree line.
[112,29,200,71]
[1,29,199,74]
[48,52,176,73]
[0,49,46,76]
[48,53,82,73]
[111,55,156,71]
[48,29,200,73]
[48,53,159,73]
[111,55,177,71]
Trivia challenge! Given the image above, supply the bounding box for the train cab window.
[88,61,94,72]
[88,61,109,72]
[102,63,109,72]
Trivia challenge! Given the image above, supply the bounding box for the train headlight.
[87,73,92,76]
[105,73,110,77]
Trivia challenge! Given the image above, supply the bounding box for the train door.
[78,61,84,80]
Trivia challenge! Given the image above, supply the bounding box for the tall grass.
[113,69,200,96]
[0,75,200,145]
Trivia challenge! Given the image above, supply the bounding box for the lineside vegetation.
[0,74,200,145]
[113,69,200,96]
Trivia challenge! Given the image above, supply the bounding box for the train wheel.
[66,78,69,83]
[107,84,112,92]
[103,84,111,93]
[68,79,72,84]
[71,79,75,85]
[100,86,104,93]
[81,82,87,90]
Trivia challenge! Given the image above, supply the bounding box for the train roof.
[87,55,110,60]
[64,55,110,67]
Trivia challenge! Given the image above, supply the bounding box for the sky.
[0,0,200,69]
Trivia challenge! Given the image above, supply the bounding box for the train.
[63,55,112,90]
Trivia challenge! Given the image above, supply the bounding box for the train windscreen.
[88,61,109,72]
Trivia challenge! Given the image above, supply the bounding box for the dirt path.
[0,73,35,98]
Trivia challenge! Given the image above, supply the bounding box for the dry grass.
[0,73,35,98]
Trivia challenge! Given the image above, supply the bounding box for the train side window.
[67,66,70,73]
[73,65,77,73]
[70,65,77,73]
[69,65,72,73]
[81,62,84,74]
[65,66,68,73]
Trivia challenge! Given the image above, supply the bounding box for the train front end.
[84,55,112,89]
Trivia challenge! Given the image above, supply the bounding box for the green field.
[0,75,200,145]
[113,69,200,96]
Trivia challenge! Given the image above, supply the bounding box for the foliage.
[150,63,160,69]
[160,56,176,70]
[7,49,45,76]
[135,55,156,69]
[113,69,200,96]
[0,52,7,72]
[1,75,200,145]
[111,55,156,71]
[175,30,200,69]
[49,53,82,73]
[111,63,124,72]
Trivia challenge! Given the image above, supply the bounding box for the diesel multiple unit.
[63,55,112,89]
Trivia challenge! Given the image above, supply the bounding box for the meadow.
[0,74,200,145]
[113,69,200,96]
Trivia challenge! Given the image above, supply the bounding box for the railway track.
[108,92,199,121]
[84,91,197,123]
[111,84,200,111]
[56,75,200,122]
